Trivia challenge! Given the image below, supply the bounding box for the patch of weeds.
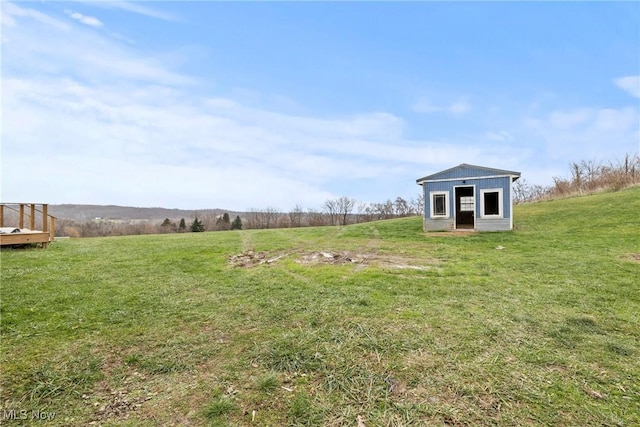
[256,332,324,372]
[548,316,608,349]
[606,342,634,356]
[566,316,603,334]
[124,352,191,374]
[288,391,324,426]
[357,298,371,307]
[29,351,102,403]
[345,297,372,307]
[256,373,279,394]
[323,365,390,406]
[204,396,237,420]
[548,327,579,349]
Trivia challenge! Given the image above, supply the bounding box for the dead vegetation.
[228,250,286,267]
[514,153,640,204]
[87,372,155,424]
[622,253,640,263]
[229,249,438,271]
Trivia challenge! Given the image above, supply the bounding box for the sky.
[2,1,639,211]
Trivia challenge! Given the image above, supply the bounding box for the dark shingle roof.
[416,163,521,184]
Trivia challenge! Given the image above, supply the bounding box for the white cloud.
[413,98,471,116]
[594,107,639,131]
[65,10,103,28]
[2,3,191,86]
[2,68,488,209]
[614,76,640,98]
[83,1,178,22]
[549,109,591,129]
[524,106,639,161]
[484,131,513,142]
[1,1,69,30]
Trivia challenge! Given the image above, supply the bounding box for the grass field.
[1,187,639,426]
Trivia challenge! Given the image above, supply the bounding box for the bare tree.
[263,207,281,229]
[513,178,530,204]
[410,192,425,216]
[245,208,262,229]
[323,199,339,226]
[372,199,395,220]
[394,197,410,217]
[355,202,371,224]
[307,208,326,226]
[288,204,304,228]
[336,196,355,226]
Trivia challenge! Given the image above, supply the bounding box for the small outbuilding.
[416,164,521,232]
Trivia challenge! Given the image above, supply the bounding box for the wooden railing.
[0,203,56,247]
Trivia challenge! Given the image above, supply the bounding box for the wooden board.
[0,231,51,246]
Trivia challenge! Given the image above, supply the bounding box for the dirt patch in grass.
[228,250,287,267]
[86,371,156,423]
[622,253,640,263]
[297,251,370,266]
[229,250,439,270]
[86,351,156,424]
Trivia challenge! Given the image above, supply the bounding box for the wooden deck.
[0,203,56,248]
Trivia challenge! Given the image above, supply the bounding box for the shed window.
[481,189,503,218]
[459,196,474,212]
[430,191,449,218]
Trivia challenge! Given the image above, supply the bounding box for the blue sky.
[2,1,639,211]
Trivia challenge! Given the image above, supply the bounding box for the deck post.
[0,205,3,227]
[30,204,36,230]
[19,204,25,229]
[50,216,56,242]
[42,204,49,233]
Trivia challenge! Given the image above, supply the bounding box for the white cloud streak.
[413,98,471,116]
[524,106,640,162]
[3,3,191,86]
[2,1,68,30]
[3,74,480,209]
[84,1,179,22]
[614,76,640,98]
[65,10,103,28]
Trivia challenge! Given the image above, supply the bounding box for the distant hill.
[48,204,233,222]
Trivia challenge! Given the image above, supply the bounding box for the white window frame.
[430,191,450,218]
[480,188,503,218]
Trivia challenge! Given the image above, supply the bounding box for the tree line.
[513,153,639,204]
[53,194,424,237]
[243,194,424,229]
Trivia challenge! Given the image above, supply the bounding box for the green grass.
[1,187,639,426]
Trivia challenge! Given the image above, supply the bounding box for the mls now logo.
[2,409,56,421]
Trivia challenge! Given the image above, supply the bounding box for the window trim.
[480,188,503,218]
[429,191,450,218]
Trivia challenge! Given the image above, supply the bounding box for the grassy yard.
[1,187,639,426]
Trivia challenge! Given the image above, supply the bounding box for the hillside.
[48,204,229,221]
[1,187,639,426]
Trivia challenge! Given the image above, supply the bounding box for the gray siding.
[476,218,511,232]
[422,175,514,232]
[424,217,455,231]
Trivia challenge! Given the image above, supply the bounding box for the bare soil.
[229,250,439,271]
[623,253,640,263]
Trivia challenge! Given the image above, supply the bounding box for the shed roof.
[416,163,521,184]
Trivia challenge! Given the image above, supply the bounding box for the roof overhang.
[416,163,521,185]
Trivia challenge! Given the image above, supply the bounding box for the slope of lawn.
[1,186,639,426]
